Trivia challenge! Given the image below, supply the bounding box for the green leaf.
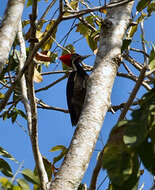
[138,138,155,175]
[76,15,99,52]
[17,179,30,190]
[149,44,155,71]
[1,111,8,120]
[53,150,68,164]
[123,121,148,148]
[0,158,13,177]
[0,146,18,163]
[108,154,140,189]
[22,20,30,28]
[40,20,58,51]
[136,0,152,12]
[22,169,40,185]
[50,145,68,164]
[147,0,155,16]
[42,157,52,180]
[121,39,132,52]
[102,123,140,189]
[0,50,19,80]
[50,145,67,152]
[128,13,146,38]
[11,112,18,123]
[17,110,27,120]
[62,44,75,55]
[0,93,5,99]
[86,35,97,52]
[0,177,13,189]
[76,22,90,37]
[70,0,79,10]
[26,0,40,7]
[13,185,22,190]
[102,136,140,188]
[34,157,52,181]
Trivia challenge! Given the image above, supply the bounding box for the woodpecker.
[59,53,90,126]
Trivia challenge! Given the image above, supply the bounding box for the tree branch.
[49,0,134,189]
[123,53,143,71]
[0,0,24,72]
[140,21,149,65]
[130,48,149,58]
[17,20,32,133]
[89,149,104,190]
[27,1,48,188]
[38,0,57,25]
[111,100,140,112]
[117,72,151,90]
[62,0,134,20]
[0,0,64,112]
[36,98,69,113]
[35,75,67,93]
[118,65,148,121]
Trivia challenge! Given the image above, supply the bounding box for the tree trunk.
[49,0,134,190]
[0,0,24,72]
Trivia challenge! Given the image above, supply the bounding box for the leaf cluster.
[103,87,155,190]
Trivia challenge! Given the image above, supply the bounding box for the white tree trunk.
[0,0,24,72]
[49,0,134,190]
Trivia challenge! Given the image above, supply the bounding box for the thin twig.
[27,1,49,188]
[15,120,28,134]
[51,36,71,53]
[130,47,149,58]
[17,20,32,133]
[41,70,69,75]
[0,81,9,88]
[140,21,149,65]
[123,53,154,83]
[53,19,77,53]
[36,99,69,113]
[123,53,143,71]
[146,68,155,76]
[59,0,63,15]
[111,100,140,112]
[65,0,97,33]
[35,74,67,93]
[11,161,24,184]
[117,72,151,90]
[0,0,64,112]
[97,175,108,190]
[118,65,147,121]
[41,67,92,76]
[122,61,133,75]
[38,0,57,24]
[90,149,104,190]
[62,0,134,20]
[139,183,144,190]
[80,0,101,23]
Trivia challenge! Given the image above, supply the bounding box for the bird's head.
[59,53,90,68]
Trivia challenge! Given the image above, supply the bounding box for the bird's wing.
[66,71,88,126]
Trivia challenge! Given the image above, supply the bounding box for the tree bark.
[49,0,134,190]
[0,0,24,72]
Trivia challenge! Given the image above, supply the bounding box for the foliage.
[0,0,155,189]
[103,87,155,190]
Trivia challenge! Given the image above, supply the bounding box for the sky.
[0,0,155,189]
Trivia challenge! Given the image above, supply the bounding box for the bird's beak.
[80,54,91,61]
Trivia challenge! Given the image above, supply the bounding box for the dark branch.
[62,0,134,20]
[118,65,147,121]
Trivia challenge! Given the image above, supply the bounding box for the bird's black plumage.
[66,55,89,126]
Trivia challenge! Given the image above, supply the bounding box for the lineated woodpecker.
[59,53,90,126]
